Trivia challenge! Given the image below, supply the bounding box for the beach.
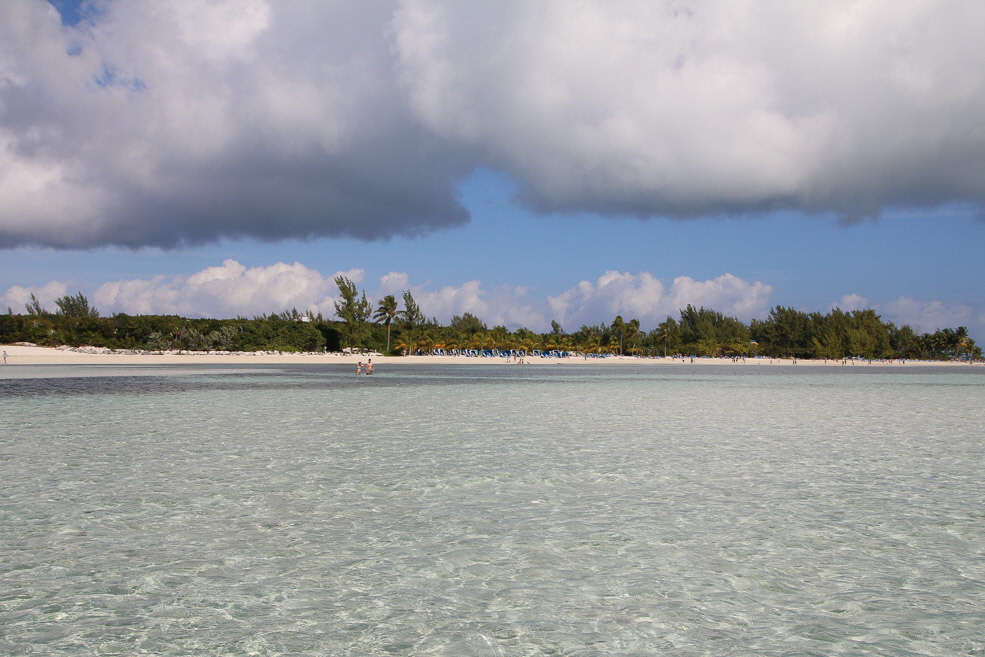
[1,342,971,368]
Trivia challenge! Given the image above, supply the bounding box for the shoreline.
[2,343,978,368]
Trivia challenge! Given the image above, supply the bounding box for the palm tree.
[954,326,972,361]
[577,334,597,357]
[489,326,510,353]
[610,315,625,354]
[626,318,642,355]
[415,333,435,355]
[654,318,677,358]
[373,294,399,353]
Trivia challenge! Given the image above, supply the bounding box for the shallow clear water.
[2,363,984,656]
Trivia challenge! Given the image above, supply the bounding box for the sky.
[2,0,984,340]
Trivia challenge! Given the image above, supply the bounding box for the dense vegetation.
[2,282,980,362]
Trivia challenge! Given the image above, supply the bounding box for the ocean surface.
[1,362,983,656]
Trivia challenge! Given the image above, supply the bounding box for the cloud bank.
[5,259,978,339]
[2,1,985,248]
[4,259,773,330]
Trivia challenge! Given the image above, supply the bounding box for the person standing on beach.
[2,350,6,364]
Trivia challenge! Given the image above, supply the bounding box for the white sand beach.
[1,343,973,368]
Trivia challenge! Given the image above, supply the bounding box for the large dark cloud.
[391,1,985,222]
[2,1,984,249]
[0,0,473,248]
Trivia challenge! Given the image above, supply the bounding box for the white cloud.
[410,280,542,330]
[378,272,411,296]
[876,296,976,335]
[92,260,343,318]
[3,1,985,248]
[823,293,983,337]
[7,262,985,341]
[832,293,869,312]
[4,262,772,333]
[0,281,69,314]
[829,292,985,333]
[548,271,773,331]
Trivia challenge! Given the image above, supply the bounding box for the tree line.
[2,281,980,362]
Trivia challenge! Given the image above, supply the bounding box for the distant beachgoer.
[356,361,363,374]
[366,359,374,375]
[2,350,6,364]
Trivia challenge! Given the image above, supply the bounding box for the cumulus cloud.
[91,260,345,318]
[394,0,985,221]
[1,280,69,314]
[0,1,471,248]
[7,260,985,339]
[548,271,774,330]
[407,280,542,330]
[2,1,985,248]
[824,292,981,336]
[832,293,870,312]
[2,260,771,331]
[876,297,977,335]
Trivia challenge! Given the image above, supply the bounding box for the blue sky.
[2,1,984,340]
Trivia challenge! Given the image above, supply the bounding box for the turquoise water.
[2,364,984,655]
